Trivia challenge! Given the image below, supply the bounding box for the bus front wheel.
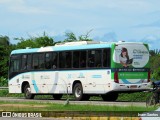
[24,84,35,99]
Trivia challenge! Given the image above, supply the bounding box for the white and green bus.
[9,41,151,101]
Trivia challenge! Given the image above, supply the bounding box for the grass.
[0,90,157,118]
[0,100,156,112]
[0,89,150,101]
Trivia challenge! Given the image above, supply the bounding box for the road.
[0,97,146,107]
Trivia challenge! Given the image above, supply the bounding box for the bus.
[8,41,151,101]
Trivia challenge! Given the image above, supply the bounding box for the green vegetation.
[117,93,149,102]
[150,53,160,80]
[0,101,156,111]
[0,89,150,102]
[0,77,8,87]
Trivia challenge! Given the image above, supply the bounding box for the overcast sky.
[1,0,160,49]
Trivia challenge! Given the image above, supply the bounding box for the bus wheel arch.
[22,82,35,99]
[72,80,89,101]
[22,81,29,93]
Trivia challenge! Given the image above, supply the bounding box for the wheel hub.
[75,87,81,98]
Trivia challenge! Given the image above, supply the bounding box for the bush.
[0,77,8,87]
[117,92,149,102]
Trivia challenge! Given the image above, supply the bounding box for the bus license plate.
[130,85,137,88]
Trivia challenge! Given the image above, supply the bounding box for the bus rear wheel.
[73,83,84,101]
[53,94,63,100]
[101,92,118,101]
[24,84,35,99]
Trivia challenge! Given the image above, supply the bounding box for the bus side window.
[59,52,65,68]
[52,53,58,69]
[73,51,80,68]
[32,53,45,69]
[103,49,111,67]
[66,52,72,68]
[80,51,86,68]
[88,50,95,67]
[39,53,45,69]
[27,54,32,70]
[21,54,27,70]
[45,53,52,69]
[32,54,39,69]
[59,52,72,69]
[95,50,102,67]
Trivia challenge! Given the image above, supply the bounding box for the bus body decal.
[92,75,102,78]
[32,80,39,93]
[121,79,143,84]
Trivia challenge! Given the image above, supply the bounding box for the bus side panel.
[60,69,112,94]
[9,73,32,93]
[82,70,112,94]
[9,75,22,93]
[29,71,72,94]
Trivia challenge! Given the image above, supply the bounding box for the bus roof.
[10,41,146,55]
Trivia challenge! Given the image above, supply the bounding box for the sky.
[1,0,160,49]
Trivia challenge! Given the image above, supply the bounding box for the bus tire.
[24,84,35,99]
[101,92,118,101]
[73,83,84,101]
[53,94,63,100]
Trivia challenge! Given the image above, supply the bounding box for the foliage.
[0,35,10,46]
[117,92,149,102]
[150,49,160,56]
[0,77,8,87]
[78,29,93,41]
[0,35,12,78]
[64,30,93,42]
[0,99,156,112]
[64,32,77,42]
[15,32,54,49]
[149,52,160,80]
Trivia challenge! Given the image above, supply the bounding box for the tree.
[150,54,160,80]
[0,35,10,46]
[0,35,11,78]
[15,32,55,49]
[64,30,93,43]
[64,32,77,42]
[16,39,36,49]
[150,50,156,56]
[78,29,93,41]
[35,35,54,47]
